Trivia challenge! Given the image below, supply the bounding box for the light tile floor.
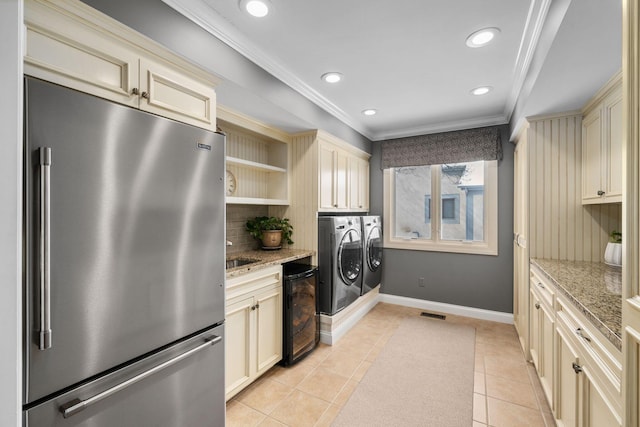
[226,303,556,427]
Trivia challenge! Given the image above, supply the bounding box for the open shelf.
[226,156,287,173]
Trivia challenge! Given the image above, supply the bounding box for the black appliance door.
[24,78,226,404]
[337,229,362,285]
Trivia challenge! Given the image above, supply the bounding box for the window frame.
[383,160,498,256]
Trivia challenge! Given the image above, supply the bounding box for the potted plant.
[604,230,622,267]
[245,216,294,249]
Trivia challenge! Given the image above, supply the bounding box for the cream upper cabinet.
[349,156,370,211]
[581,74,622,204]
[225,265,282,401]
[319,141,349,210]
[24,0,218,131]
[317,136,369,212]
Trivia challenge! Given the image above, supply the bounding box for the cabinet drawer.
[556,299,622,393]
[226,265,282,301]
[530,268,554,308]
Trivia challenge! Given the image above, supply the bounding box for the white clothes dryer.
[318,216,363,315]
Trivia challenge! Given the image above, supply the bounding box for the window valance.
[381,125,503,168]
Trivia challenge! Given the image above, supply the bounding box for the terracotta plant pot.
[261,230,283,249]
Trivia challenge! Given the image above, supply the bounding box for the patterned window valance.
[381,125,503,168]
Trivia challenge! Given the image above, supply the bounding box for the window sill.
[384,238,498,256]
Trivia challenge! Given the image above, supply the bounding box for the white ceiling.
[163,0,621,141]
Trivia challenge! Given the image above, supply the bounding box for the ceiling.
[163,0,621,141]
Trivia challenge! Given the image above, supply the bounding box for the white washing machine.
[318,216,363,315]
[361,215,383,295]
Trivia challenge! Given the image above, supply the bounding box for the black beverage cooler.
[281,263,320,366]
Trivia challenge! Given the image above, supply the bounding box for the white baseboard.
[318,289,513,346]
[319,287,380,345]
[378,293,514,324]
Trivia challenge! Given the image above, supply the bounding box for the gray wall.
[80,0,371,154]
[81,0,512,314]
[369,128,514,313]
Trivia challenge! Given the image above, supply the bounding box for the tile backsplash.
[226,205,268,254]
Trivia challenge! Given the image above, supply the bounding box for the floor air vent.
[420,312,446,320]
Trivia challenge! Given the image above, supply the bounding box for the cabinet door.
[581,365,622,427]
[349,157,370,211]
[254,285,282,375]
[24,18,139,109]
[556,328,580,427]
[319,144,336,210]
[540,303,555,408]
[530,289,541,370]
[335,150,349,209]
[139,57,216,130]
[225,295,254,400]
[582,109,603,204]
[605,91,623,200]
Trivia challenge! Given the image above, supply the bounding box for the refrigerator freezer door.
[24,78,226,403]
[25,325,225,427]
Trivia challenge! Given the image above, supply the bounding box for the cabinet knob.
[255,303,260,309]
[141,91,149,99]
[251,305,256,311]
[572,362,583,374]
[537,282,545,289]
[334,204,338,208]
[535,302,541,310]
[131,87,139,95]
[597,190,605,196]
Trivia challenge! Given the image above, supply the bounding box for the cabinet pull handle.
[537,282,545,289]
[576,328,591,343]
[572,362,582,374]
[131,88,139,96]
[141,91,149,99]
[597,190,605,196]
[535,302,541,310]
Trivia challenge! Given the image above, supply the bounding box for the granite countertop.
[531,258,622,351]
[226,248,314,278]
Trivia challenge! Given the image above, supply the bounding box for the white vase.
[604,242,622,267]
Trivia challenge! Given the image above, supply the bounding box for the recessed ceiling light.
[471,86,492,96]
[239,0,270,17]
[362,109,377,116]
[321,72,343,83]
[465,27,500,48]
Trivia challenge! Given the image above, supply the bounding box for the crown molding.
[162,0,374,139]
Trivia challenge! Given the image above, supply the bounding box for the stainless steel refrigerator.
[23,77,226,426]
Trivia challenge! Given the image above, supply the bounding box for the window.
[383,160,498,255]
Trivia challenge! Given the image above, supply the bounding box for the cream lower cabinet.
[529,275,555,408]
[555,306,622,427]
[529,265,622,427]
[225,265,283,401]
[24,0,218,131]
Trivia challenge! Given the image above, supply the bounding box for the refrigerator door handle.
[59,334,222,418]
[39,147,52,350]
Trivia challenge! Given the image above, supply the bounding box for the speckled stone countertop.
[226,249,314,279]
[531,258,622,351]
